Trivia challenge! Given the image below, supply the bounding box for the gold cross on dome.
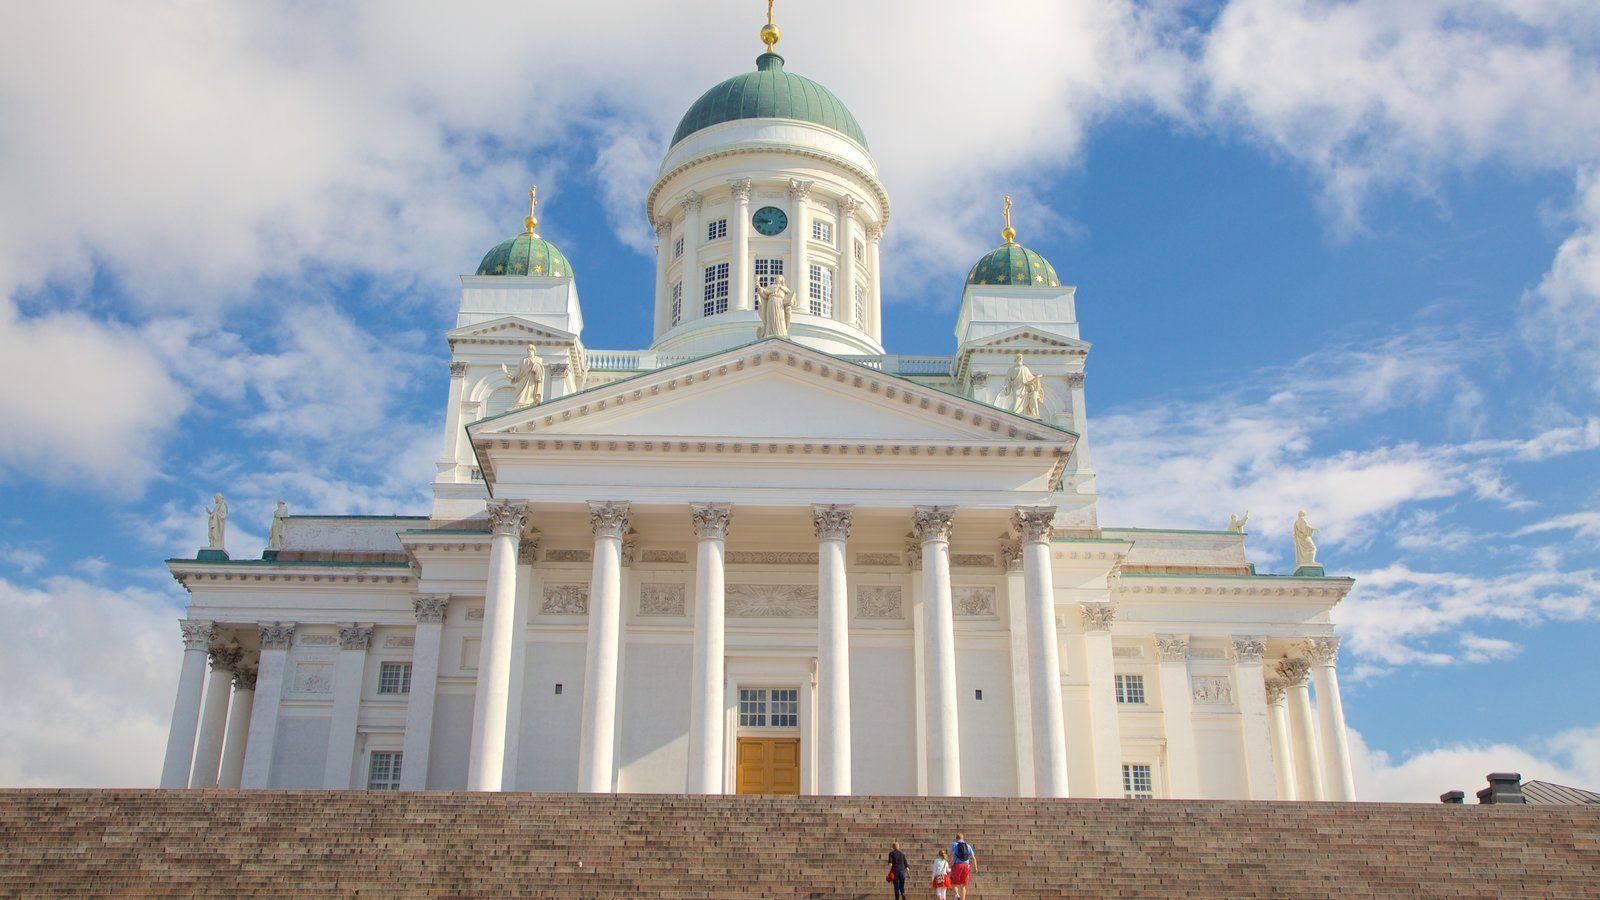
[1001,195,1017,244]
[523,185,540,235]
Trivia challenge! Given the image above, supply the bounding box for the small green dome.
[476,232,573,278]
[671,53,867,149]
[966,242,1061,288]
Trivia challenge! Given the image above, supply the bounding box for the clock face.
[752,206,788,236]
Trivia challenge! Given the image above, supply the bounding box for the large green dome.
[966,242,1061,288]
[671,53,867,149]
[476,232,573,278]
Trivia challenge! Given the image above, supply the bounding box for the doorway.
[736,737,801,795]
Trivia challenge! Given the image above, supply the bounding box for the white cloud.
[0,572,182,787]
[1521,170,1600,390]
[1515,510,1600,542]
[0,543,48,575]
[1352,723,1600,802]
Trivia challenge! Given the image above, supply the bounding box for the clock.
[752,206,788,236]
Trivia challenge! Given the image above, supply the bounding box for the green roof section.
[670,53,868,149]
[967,242,1061,287]
[476,232,573,278]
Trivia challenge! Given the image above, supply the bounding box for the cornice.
[647,144,891,232]
[168,560,415,591]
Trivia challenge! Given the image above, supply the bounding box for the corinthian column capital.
[999,533,1023,572]
[208,644,241,672]
[589,501,632,539]
[837,194,862,216]
[1276,656,1311,686]
[1264,677,1288,705]
[258,622,295,650]
[1231,636,1266,662]
[903,532,923,571]
[911,506,956,544]
[1302,636,1340,665]
[1154,634,1189,662]
[691,503,732,540]
[448,361,468,377]
[1079,602,1116,634]
[1011,505,1056,543]
[180,620,216,651]
[786,178,813,201]
[728,178,753,201]
[486,500,530,538]
[338,625,374,651]
[413,595,450,623]
[233,664,259,692]
[812,504,854,542]
[680,191,702,213]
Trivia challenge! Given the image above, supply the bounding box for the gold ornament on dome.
[523,185,540,236]
[1001,194,1017,244]
[761,0,781,52]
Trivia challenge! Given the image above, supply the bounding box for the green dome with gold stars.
[475,186,574,278]
[965,196,1060,287]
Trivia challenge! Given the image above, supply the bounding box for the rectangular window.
[673,236,684,260]
[1122,763,1154,799]
[769,688,799,727]
[1114,673,1146,705]
[853,239,865,263]
[670,281,682,326]
[853,283,866,328]
[707,218,727,241]
[703,262,729,316]
[753,257,784,303]
[739,688,768,727]
[808,264,834,317]
[811,219,833,244]
[367,751,402,791]
[378,661,412,695]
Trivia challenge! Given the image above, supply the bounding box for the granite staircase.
[0,790,1596,897]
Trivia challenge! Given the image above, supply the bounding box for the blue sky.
[1,1,1597,796]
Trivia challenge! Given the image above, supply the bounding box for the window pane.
[1122,763,1153,799]
[368,751,403,791]
[753,257,784,303]
[670,281,682,326]
[379,662,412,695]
[707,219,727,241]
[812,220,833,244]
[738,688,767,727]
[703,263,729,316]
[770,689,799,728]
[808,264,834,317]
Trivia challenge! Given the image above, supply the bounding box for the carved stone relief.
[545,548,592,563]
[855,552,900,567]
[953,586,997,617]
[297,634,336,646]
[1192,675,1234,706]
[542,583,590,615]
[855,585,904,620]
[383,636,415,649]
[951,554,996,568]
[726,583,818,618]
[641,549,688,564]
[466,607,485,621]
[639,583,686,616]
[293,663,334,694]
[726,551,819,566]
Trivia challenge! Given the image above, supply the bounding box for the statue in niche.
[757,275,798,339]
[1227,511,1249,533]
[268,500,289,550]
[501,343,545,408]
[1016,373,1045,418]
[1001,353,1040,415]
[206,493,228,550]
[1293,509,1319,567]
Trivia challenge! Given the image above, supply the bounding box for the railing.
[839,354,953,377]
[583,348,953,378]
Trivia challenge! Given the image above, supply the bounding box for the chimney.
[1475,772,1526,804]
[1439,790,1465,804]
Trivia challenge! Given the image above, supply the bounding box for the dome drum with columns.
[161,5,1357,806]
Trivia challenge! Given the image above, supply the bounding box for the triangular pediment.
[447,316,577,345]
[965,326,1091,352]
[471,339,1074,445]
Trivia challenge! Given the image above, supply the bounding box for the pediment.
[471,339,1074,446]
[447,316,577,345]
[965,326,1091,352]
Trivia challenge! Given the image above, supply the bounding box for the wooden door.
[736,738,801,795]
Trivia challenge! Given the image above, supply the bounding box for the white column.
[1265,677,1297,800]
[837,196,859,326]
[322,625,372,789]
[241,623,294,789]
[813,504,854,795]
[400,596,449,791]
[1279,657,1325,801]
[653,218,672,336]
[436,361,467,479]
[907,533,928,796]
[189,643,240,788]
[578,500,630,793]
[1154,635,1200,798]
[913,505,960,796]
[1080,603,1124,797]
[729,179,753,311]
[217,663,255,789]
[680,194,702,320]
[1013,507,1068,798]
[1306,637,1357,801]
[160,620,214,788]
[865,225,883,343]
[467,501,527,792]
[687,503,731,794]
[1000,537,1034,797]
[788,179,812,311]
[1064,372,1094,479]
[1232,637,1278,800]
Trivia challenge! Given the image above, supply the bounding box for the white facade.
[162,29,1358,801]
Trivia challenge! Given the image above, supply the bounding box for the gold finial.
[1001,195,1017,244]
[760,0,781,52]
[523,185,539,236]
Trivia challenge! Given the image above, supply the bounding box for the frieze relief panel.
[855,585,904,620]
[639,583,687,617]
[1189,647,1227,660]
[296,634,336,646]
[293,662,334,694]
[1112,646,1144,659]
[855,552,901,567]
[727,551,819,566]
[641,549,688,564]
[726,583,818,618]
[950,554,996,568]
[1192,675,1235,706]
[953,586,997,617]
[383,636,415,649]
[544,549,593,563]
[542,583,590,615]
[466,607,485,621]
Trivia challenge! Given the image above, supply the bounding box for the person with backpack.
[948,834,977,898]
[930,848,952,900]
[886,841,908,899]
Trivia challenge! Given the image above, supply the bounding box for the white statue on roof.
[501,344,545,408]
[206,493,228,551]
[1228,511,1249,533]
[757,275,797,339]
[268,500,288,551]
[1293,509,1319,567]
[1002,353,1043,416]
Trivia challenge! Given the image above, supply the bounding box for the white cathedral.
[161,10,1358,803]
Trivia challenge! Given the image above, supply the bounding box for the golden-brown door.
[736,738,801,795]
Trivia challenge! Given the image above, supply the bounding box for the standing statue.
[1016,374,1045,418]
[206,493,229,551]
[501,344,545,409]
[1001,353,1037,414]
[756,275,798,339]
[268,500,289,551]
[1293,509,1319,567]
[1227,511,1249,533]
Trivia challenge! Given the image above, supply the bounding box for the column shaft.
[1016,508,1068,797]
[730,180,753,311]
[1001,561,1034,796]
[789,180,811,313]
[401,596,449,790]
[160,621,214,789]
[437,363,467,478]
[1155,636,1200,798]
[468,501,526,791]
[578,501,630,792]
[687,504,730,793]
[1280,658,1325,801]
[217,664,256,789]
[1266,680,1297,800]
[241,623,294,788]
[915,506,960,796]
[681,195,702,320]
[815,505,853,795]
[1308,639,1357,801]
[866,226,883,343]
[190,645,239,788]
[1081,605,1124,797]
[322,626,371,789]
[653,220,672,336]
[837,197,858,325]
[1231,638,1277,799]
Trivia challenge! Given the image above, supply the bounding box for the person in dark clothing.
[887,842,909,898]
